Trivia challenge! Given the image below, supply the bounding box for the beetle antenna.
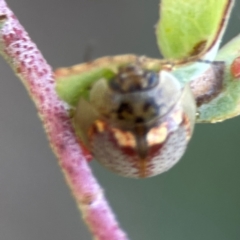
[83,40,97,62]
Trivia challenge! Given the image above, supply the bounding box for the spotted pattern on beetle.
[73,64,196,178]
[88,109,191,178]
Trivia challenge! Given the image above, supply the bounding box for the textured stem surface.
[0,1,128,239]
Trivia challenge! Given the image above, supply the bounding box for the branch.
[0,1,128,239]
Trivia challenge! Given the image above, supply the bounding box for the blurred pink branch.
[0,1,128,239]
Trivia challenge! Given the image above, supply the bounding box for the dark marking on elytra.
[134,125,148,159]
[117,102,134,120]
[143,98,160,117]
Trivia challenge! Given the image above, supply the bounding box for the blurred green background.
[0,1,239,239]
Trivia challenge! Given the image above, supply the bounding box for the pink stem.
[0,1,128,240]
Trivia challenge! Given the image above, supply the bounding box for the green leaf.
[156,0,234,60]
[56,67,115,107]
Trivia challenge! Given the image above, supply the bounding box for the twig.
[0,1,128,239]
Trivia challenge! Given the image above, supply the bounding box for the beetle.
[72,62,196,178]
[55,0,238,178]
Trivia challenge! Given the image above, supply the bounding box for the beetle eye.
[146,72,158,88]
